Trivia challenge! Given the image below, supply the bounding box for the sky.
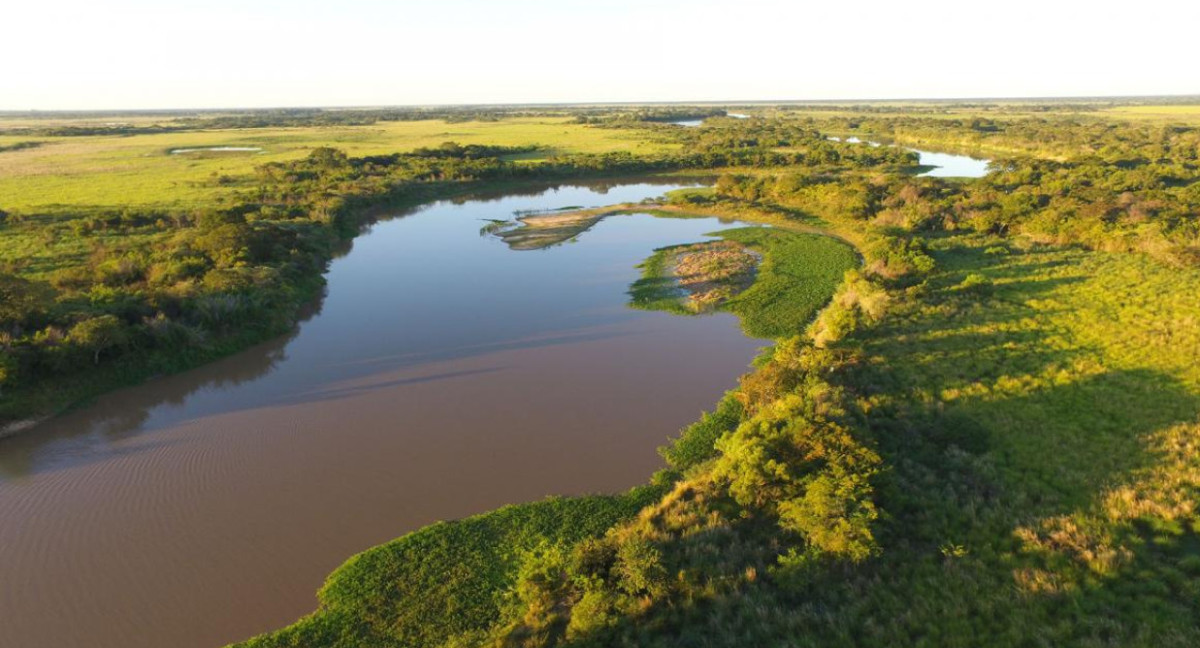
[3,0,1198,110]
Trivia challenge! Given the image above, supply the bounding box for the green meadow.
[0,117,675,213]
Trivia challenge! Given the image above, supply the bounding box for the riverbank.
[239,178,1200,646]
[0,178,773,648]
[628,226,858,339]
[233,199,864,647]
[0,270,325,429]
[0,173,711,432]
[489,200,859,339]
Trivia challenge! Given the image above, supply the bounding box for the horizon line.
[3,93,1200,116]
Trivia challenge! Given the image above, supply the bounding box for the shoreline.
[0,173,714,437]
[233,198,865,647]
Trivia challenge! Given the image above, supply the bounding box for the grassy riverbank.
[238,192,1200,647]
[630,228,858,338]
[234,199,868,647]
[233,488,667,648]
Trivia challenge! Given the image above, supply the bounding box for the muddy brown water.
[0,180,771,648]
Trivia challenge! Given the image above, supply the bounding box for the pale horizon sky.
[4,0,1198,111]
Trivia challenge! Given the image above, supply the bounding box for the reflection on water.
[827,135,991,177]
[669,112,746,127]
[0,330,297,482]
[0,178,768,648]
[909,149,991,178]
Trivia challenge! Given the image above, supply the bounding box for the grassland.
[756,99,1200,124]
[686,231,1200,647]
[4,100,1192,216]
[1100,104,1200,122]
[0,117,675,213]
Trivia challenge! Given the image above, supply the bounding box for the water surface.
[911,148,990,177]
[0,180,768,648]
[828,135,990,177]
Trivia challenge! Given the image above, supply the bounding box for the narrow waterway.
[828,135,991,177]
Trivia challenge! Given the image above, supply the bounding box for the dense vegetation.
[572,107,729,125]
[233,489,666,648]
[235,105,1200,647]
[3,102,1200,647]
[0,120,912,423]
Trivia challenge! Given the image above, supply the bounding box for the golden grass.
[1102,105,1200,122]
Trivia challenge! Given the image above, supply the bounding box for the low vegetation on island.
[488,206,632,250]
[630,239,761,313]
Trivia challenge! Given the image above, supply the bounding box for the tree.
[0,273,53,334]
[0,350,15,396]
[307,146,349,170]
[67,315,129,365]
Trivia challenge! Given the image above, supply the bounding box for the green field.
[1102,104,1200,121]
[0,117,674,213]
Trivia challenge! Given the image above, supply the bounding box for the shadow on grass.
[553,241,1200,646]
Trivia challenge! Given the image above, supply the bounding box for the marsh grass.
[719,227,859,338]
[629,228,858,338]
[233,489,664,648]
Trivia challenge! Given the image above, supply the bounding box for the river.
[828,135,991,177]
[0,179,768,648]
[670,122,991,177]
